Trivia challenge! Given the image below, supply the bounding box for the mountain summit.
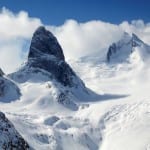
[26,26,83,87]
[106,32,150,63]
[9,26,90,109]
[11,26,86,88]
[28,26,65,61]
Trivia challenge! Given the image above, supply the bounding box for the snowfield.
[0,28,150,150]
[0,59,150,150]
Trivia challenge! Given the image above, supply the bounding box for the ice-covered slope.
[106,32,150,63]
[0,68,20,103]
[0,111,30,149]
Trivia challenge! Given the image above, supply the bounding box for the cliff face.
[0,112,30,149]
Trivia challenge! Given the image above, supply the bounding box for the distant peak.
[28,26,65,60]
[106,32,146,62]
[118,32,144,46]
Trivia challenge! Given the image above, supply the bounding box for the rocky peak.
[28,26,65,61]
[106,32,145,62]
[26,26,78,86]
[12,26,86,89]
[0,111,30,149]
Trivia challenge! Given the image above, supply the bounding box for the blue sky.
[0,0,149,25]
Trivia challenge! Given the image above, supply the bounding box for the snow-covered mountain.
[0,27,150,150]
[9,26,93,110]
[0,111,30,149]
[106,32,150,63]
[10,27,86,88]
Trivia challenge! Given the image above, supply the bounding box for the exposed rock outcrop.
[0,112,30,149]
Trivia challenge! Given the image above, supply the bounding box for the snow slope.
[70,59,150,150]
[0,28,150,150]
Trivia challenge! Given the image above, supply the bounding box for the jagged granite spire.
[26,26,79,86]
[8,26,96,107]
[28,26,65,60]
[0,112,30,149]
[7,25,86,91]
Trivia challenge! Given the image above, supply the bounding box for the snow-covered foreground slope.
[70,58,150,150]
[0,28,150,150]
[0,60,150,150]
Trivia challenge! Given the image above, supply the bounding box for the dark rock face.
[27,57,76,86]
[28,26,64,61]
[27,26,81,87]
[0,77,21,102]
[0,112,30,149]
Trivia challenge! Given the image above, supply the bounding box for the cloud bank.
[0,7,149,73]
[0,7,42,73]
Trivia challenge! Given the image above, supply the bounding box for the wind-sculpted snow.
[10,26,85,88]
[0,111,30,149]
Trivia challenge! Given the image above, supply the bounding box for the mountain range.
[0,26,150,150]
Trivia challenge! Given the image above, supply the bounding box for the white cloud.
[0,8,149,73]
[49,19,150,60]
[0,7,42,73]
[48,20,124,59]
[0,7,42,40]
